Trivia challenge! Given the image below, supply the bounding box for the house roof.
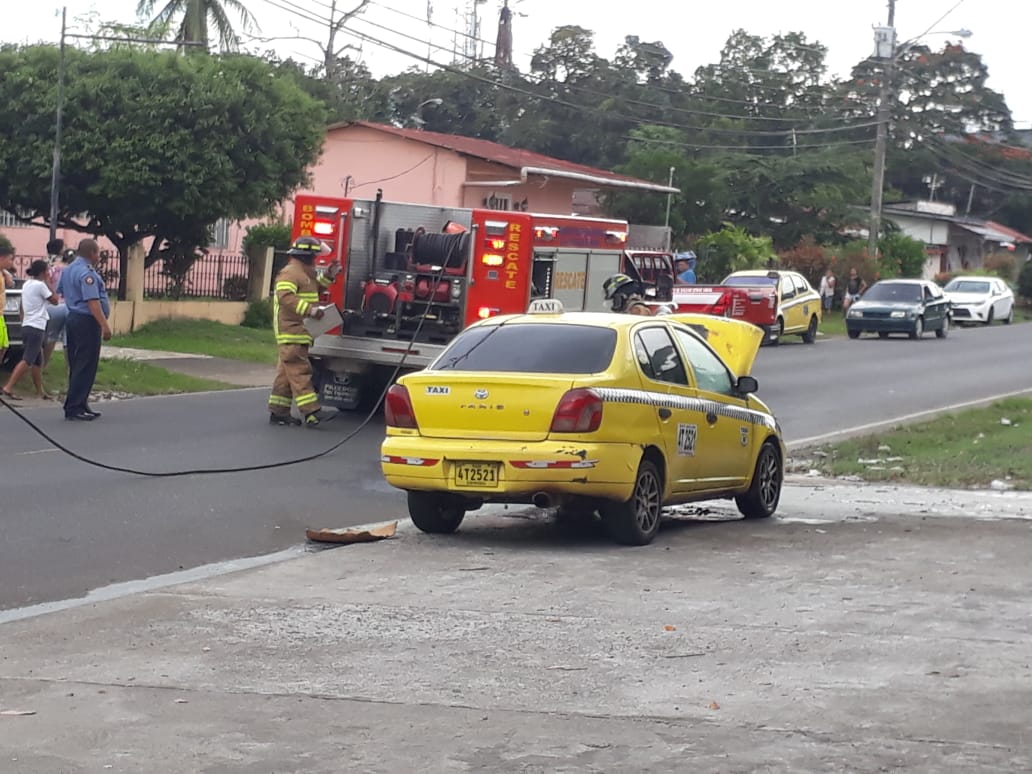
[328,121,679,194]
[883,204,1032,244]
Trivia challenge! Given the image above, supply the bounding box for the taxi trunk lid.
[401,373,576,441]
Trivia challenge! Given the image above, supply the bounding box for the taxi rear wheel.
[801,315,818,344]
[601,460,662,546]
[736,441,782,520]
[407,491,465,534]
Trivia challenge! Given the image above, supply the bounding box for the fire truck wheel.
[407,492,466,534]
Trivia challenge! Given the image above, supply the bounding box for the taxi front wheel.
[736,441,782,520]
[600,459,663,546]
[407,491,466,534]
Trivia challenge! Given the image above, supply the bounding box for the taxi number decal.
[677,423,697,457]
[740,427,750,447]
[425,386,450,395]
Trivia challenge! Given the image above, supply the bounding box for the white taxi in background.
[380,300,785,545]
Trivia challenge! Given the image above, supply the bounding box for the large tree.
[0,45,326,295]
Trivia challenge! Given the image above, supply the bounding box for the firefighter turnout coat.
[268,260,333,417]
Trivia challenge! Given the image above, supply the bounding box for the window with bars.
[211,217,231,249]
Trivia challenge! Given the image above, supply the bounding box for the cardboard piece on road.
[303,304,344,338]
[306,521,398,545]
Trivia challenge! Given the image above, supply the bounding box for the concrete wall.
[107,300,248,335]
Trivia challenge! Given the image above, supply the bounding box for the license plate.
[454,462,500,488]
[321,375,358,405]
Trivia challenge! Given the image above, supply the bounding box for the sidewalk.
[1,481,1030,772]
[100,345,275,388]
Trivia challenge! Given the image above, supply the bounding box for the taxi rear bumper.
[381,436,643,503]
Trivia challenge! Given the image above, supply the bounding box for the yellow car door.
[671,327,753,490]
[631,324,720,494]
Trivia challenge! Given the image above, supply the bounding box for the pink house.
[1,122,675,265]
[288,121,676,220]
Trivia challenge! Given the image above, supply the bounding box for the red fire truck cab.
[289,194,677,409]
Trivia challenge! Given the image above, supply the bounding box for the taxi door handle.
[706,411,718,425]
[657,407,672,420]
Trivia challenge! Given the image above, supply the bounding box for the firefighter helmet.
[602,273,637,301]
[287,236,324,263]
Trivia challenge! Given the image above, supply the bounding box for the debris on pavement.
[306,521,398,545]
[0,710,36,716]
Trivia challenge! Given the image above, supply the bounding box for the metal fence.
[144,253,250,300]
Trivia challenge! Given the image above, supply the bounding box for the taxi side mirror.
[736,375,759,395]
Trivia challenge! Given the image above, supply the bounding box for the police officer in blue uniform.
[57,239,111,421]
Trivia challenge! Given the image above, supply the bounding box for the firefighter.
[602,273,654,316]
[268,236,340,427]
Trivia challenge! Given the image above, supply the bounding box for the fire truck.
[289,194,677,409]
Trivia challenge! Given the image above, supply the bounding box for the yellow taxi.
[723,270,822,344]
[381,301,785,545]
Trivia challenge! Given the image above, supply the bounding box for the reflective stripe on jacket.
[273,260,332,345]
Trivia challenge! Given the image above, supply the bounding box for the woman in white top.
[2,259,59,400]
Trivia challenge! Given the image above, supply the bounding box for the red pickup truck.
[667,282,779,343]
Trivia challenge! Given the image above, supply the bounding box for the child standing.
[2,260,59,400]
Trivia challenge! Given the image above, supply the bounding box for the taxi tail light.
[550,389,603,433]
[384,385,418,429]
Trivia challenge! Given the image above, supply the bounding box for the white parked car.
[943,276,1015,325]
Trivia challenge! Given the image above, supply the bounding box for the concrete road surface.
[1,481,1031,772]
[0,322,1029,612]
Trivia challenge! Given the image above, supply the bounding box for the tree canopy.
[0,45,326,291]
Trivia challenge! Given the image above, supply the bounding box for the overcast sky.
[4,0,1030,128]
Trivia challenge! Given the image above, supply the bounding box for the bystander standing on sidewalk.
[2,260,58,400]
[819,267,837,313]
[44,240,74,370]
[0,243,15,366]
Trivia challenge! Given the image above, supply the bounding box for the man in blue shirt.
[674,252,697,284]
[57,238,111,421]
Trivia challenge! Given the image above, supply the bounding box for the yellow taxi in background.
[381,301,785,545]
[724,270,822,344]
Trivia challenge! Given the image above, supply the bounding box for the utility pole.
[663,166,675,251]
[868,0,896,257]
[47,7,205,244]
[48,6,67,245]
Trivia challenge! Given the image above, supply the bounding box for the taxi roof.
[473,311,653,330]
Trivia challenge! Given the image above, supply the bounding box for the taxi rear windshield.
[431,323,617,373]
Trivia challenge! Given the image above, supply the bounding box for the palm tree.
[137,0,257,53]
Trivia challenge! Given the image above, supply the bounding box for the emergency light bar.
[534,226,559,241]
[605,230,628,244]
[312,222,335,236]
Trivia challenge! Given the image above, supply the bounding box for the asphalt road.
[0,321,1029,611]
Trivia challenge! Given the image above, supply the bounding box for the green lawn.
[2,352,231,399]
[109,318,277,364]
[808,397,1032,490]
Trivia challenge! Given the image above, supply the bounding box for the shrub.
[933,271,956,287]
[222,274,248,301]
[777,237,829,289]
[828,240,879,286]
[695,224,774,283]
[983,251,1018,283]
[242,222,291,254]
[242,297,274,329]
[877,232,927,279]
[1018,260,1032,300]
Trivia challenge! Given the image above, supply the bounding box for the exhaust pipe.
[532,492,553,509]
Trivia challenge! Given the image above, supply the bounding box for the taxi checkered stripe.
[594,387,776,429]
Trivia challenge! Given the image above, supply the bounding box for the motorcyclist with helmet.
[602,273,654,316]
